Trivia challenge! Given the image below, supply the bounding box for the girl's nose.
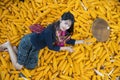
[65,25,70,29]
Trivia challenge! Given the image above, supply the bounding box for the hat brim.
[92,18,110,42]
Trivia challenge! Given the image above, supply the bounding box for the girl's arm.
[44,30,60,51]
[45,31,74,52]
[60,46,73,53]
[75,40,84,44]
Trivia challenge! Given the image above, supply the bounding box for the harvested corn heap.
[0,0,120,80]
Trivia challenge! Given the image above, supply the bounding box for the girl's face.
[59,20,72,31]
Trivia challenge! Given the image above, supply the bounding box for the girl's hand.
[60,46,74,53]
[66,46,74,53]
[75,40,84,44]
[75,40,92,45]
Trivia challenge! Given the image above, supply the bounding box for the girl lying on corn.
[0,12,86,70]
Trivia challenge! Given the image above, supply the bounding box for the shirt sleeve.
[66,38,76,45]
[44,30,60,51]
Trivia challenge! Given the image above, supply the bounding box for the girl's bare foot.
[0,46,6,51]
[0,42,18,54]
[4,46,18,53]
[0,41,10,52]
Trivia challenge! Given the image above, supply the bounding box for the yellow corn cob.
[10,74,15,80]
[93,47,101,55]
[59,75,73,80]
[44,52,51,60]
[75,0,80,10]
[99,6,106,14]
[43,49,48,58]
[53,56,57,72]
[97,54,108,70]
[0,71,6,80]
[57,54,67,61]
[63,63,70,74]
[23,2,30,10]
[18,78,24,80]
[92,75,96,80]
[30,70,36,76]
[89,9,97,19]
[60,60,67,71]
[11,36,21,44]
[11,24,18,35]
[12,8,20,16]
[82,75,90,80]
[94,69,104,77]
[21,70,29,78]
[10,71,20,74]
[92,59,99,67]
[31,0,37,10]
[4,73,10,80]
[83,44,91,51]
[21,9,27,18]
[80,61,84,75]
[0,56,7,68]
[0,2,4,6]
[40,56,45,66]
[51,71,59,79]
[43,66,50,76]
[24,69,31,78]
[64,69,69,76]
[1,17,7,23]
[35,71,44,80]
[38,49,44,58]
[96,75,102,80]
[75,61,81,75]
[113,67,120,74]
[76,53,84,63]
[33,9,51,24]
[48,71,52,80]
[79,45,84,53]
[80,0,88,11]
[0,9,3,15]
[93,42,102,49]
[111,41,118,54]
[107,11,111,20]
[67,55,73,67]
[112,14,120,19]
[39,6,49,11]
[89,50,93,62]
[85,38,96,43]
[68,67,73,76]
[46,52,55,63]
[10,5,19,11]
[5,0,12,7]
[58,59,65,69]
[97,47,103,57]
[1,9,9,17]
[26,18,32,25]
[28,11,33,20]
[109,42,115,53]
[14,74,19,80]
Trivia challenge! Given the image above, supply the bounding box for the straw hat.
[92,18,110,42]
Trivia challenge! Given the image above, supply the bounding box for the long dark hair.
[53,12,75,36]
[61,12,75,35]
